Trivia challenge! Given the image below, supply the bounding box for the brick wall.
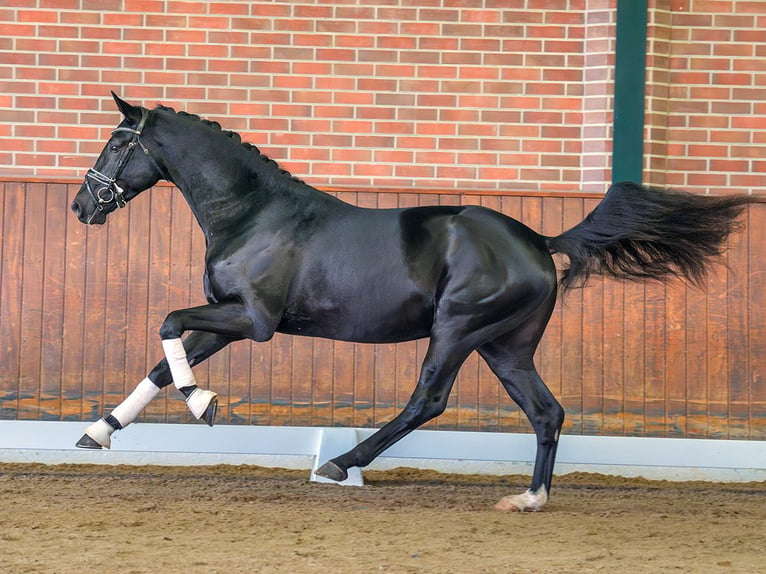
[1,0,615,192]
[1,1,763,193]
[644,0,766,194]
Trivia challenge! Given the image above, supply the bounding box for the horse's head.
[71,92,169,225]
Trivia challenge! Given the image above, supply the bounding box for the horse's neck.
[155,115,337,239]
[174,160,331,240]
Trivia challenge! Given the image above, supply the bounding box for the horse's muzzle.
[71,197,107,225]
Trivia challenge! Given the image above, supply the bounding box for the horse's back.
[277,202,555,343]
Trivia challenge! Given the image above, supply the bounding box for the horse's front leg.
[76,332,236,449]
[159,299,278,411]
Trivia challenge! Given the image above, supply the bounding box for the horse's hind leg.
[315,339,471,482]
[478,338,565,512]
[76,332,235,449]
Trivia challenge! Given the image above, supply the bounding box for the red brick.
[18,9,58,23]
[437,165,476,180]
[40,0,79,7]
[334,90,374,104]
[356,107,396,120]
[354,164,394,177]
[189,16,230,29]
[210,2,249,15]
[395,164,435,178]
[207,30,249,44]
[251,61,291,74]
[103,13,143,27]
[335,35,375,48]
[293,91,333,104]
[273,76,313,89]
[479,166,520,180]
[377,36,417,50]
[355,135,397,149]
[374,149,415,164]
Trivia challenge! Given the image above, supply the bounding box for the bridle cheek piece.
[83,109,168,223]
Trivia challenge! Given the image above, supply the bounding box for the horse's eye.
[110,144,120,153]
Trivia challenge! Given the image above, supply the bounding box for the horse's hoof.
[495,487,548,512]
[75,433,103,449]
[186,388,218,425]
[314,460,348,482]
[76,418,114,449]
[200,396,218,427]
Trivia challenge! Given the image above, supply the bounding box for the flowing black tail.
[546,182,761,292]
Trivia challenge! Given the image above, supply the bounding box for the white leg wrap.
[111,377,161,427]
[185,387,219,419]
[162,337,197,390]
[83,418,116,449]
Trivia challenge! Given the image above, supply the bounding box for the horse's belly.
[279,292,434,344]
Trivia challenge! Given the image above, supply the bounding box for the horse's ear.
[111,91,142,126]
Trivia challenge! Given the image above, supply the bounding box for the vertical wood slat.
[19,183,46,419]
[1,181,764,442]
[0,182,24,419]
[747,204,766,439]
[39,185,68,420]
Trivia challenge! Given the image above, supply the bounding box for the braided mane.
[153,104,303,183]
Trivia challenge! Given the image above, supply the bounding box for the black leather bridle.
[83,108,170,223]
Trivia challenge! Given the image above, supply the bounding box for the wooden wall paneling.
[290,336,314,426]
[621,281,646,435]
[665,280,688,437]
[249,337,274,426]
[39,184,68,420]
[332,340,355,427]
[643,281,668,436]
[705,262,730,439]
[19,183,46,419]
[5,182,766,441]
[601,279,632,435]
[101,184,130,414]
[311,337,335,427]
[685,268,709,438]
[228,340,253,425]
[379,343,401,429]
[270,333,294,426]
[747,204,766,439]
[557,197,584,434]
[581,198,605,435]
[80,210,109,421]
[60,186,87,421]
[123,192,154,421]
[0,183,23,419]
[726,215,750,439]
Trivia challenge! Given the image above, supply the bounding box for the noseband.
[83,109,169,223]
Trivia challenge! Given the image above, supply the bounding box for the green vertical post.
[612,0,648,185]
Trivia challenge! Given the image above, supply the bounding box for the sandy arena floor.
[0,463,764,573]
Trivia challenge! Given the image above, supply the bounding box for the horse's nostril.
[71,200,81,216]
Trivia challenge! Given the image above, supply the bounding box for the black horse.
[71,93,758,511]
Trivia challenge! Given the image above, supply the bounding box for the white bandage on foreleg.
[162,337,197,390]
[84,418,116,449]
[110,377,161,427]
